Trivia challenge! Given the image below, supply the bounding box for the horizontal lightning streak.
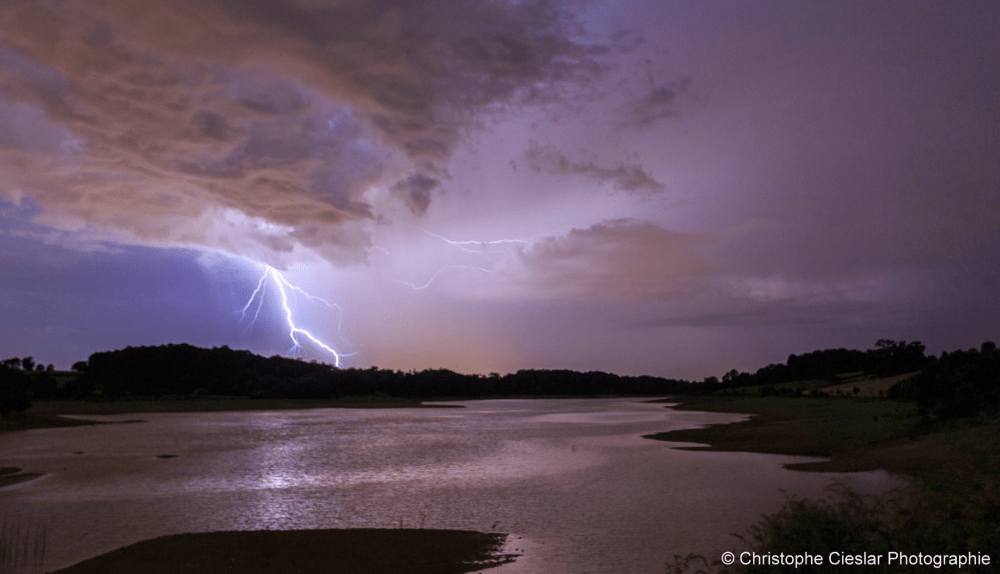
[387,265,493,290]
[411,225,531,253]
[377,226,545,291]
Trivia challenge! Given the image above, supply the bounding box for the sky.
[1,0,997,380]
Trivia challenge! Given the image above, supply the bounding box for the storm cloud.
[1,0,997,378]
[524,141,665,196]
[0,0,608,262]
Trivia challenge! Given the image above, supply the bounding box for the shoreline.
[1,395,664,434]
[645,395,994,476]
[0,466,45,488]
[0,397,464,434]
[45,528,516,574]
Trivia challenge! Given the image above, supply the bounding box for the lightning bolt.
[386,264,493,290]
[377,227,548,291]
[240,265,345,367]
[410,225,531,253]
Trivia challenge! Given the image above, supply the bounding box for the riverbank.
[44,529,515,574]
[649,395,1000,571]
[0,466,44,488]
[0,396,459,433]
[645,395,998,476]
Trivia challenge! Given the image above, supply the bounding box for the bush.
[0,363,31,416]
[735,487,898,574]
[889,342,1000,420]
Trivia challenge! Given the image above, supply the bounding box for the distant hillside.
[699,339,930,395]
[61,343,695,400]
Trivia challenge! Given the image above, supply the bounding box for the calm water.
[0,399,900,573]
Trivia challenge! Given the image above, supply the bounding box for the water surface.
[0,399,900,573]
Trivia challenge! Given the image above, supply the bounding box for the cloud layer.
[0,0,608,263]
[1,0,997,378]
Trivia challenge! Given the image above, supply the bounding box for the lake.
[0,398,900,573]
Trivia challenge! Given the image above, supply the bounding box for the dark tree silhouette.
[69,344,695,400]
[889,342,1000,419]
[0,361,32,416]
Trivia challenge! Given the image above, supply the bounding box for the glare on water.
[0,399,901,573]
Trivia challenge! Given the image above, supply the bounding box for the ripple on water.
[0,399,904,574]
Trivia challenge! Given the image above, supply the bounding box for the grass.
[817,371,918,397]
[652,394,1000,572]
[646,394,1000,477]
[708,372,920,398]
[0,514,46,574]
[49,529,516,574]
[645,395,931,473]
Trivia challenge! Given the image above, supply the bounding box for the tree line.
[3,343,695,406]
[0,357,57,416]
[699,339,930,393]
[2,339,997,421]
[887,341,999,420]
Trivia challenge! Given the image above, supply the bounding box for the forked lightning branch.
[240,264,344,367]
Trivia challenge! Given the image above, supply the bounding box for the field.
[646,394,999,477]
[649,391,1000,571]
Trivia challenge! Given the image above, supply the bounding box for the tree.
[0,362,32,416]
[866,340,926,377]
[30,370,59,400]
[888,342,1000,419]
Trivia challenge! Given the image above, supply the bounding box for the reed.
[0,514,46,574]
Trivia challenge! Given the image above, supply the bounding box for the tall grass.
[0,515,46,574]
[665,479,999,574]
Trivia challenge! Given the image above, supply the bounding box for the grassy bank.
[46,529,515,574]
[645,395,928,473]
[645,395,999,476]
[651,395,1000,572]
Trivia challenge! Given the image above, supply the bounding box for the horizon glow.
[0,0,996,379]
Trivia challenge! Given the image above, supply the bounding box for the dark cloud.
[504,219,713,301]
[0,0,609,260]
[189,111,236,143]
[524,141,665,196]
[629,74,691,128]
[390,173,440,214]
[634,296,874,330]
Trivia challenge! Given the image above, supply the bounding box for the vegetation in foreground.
[655,397,1000,572]
[654,341,999,573]
[46,528,515,574]
[0,512,46,574]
